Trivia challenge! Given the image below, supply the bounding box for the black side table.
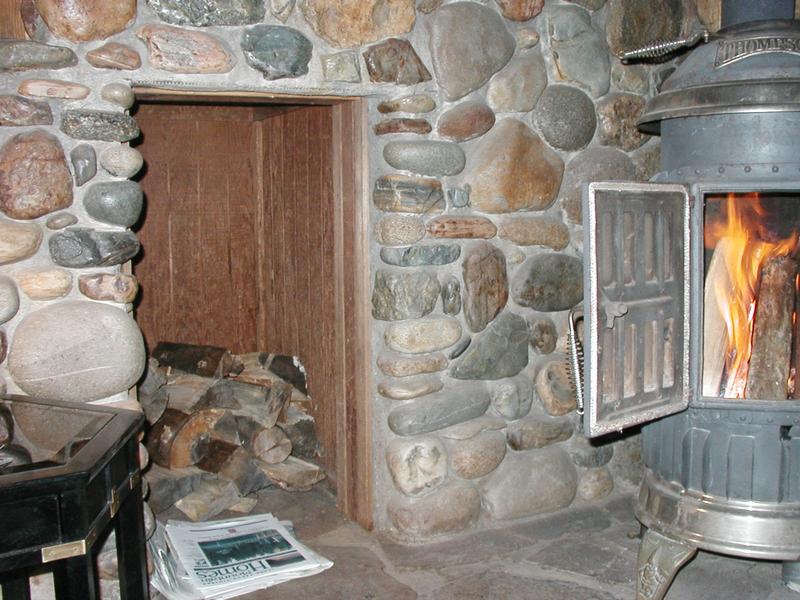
[0,395,148,600]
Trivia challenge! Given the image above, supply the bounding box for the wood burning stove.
[571,2,800,598]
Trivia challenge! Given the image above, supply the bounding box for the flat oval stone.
[0,95,52,126]
[386,436,447,496]
[372,269,440,321]
[427,216,497,240]
[510,253,583,311]
[373,118,432,136]
[100,146,143,178]
[428,2,515,101]
[536,358,578,416]
[498,217,570,250]
[83,181,143,227]
[466,119,563,213]
[449,429,506,479]
[377,352,448,377]
[487,51,547,113]
[241,25,312,80]
[383,141,465,176]
[300,0,416,49]
[388,382,490,436]
[385,317,462,354]
[506,415,573,450]
[439,414,506,440]
[18,79,89,100]
[137,24,235,73]
[9,301,146,402]
[78,273,138,303]
[596,93,649,151]
[101,83,134,109]
[388,481,481,540]
[46,212,78,230]
[0,219,42,265]
[0,39,77,71]
[85,42,141,70]
[0,130,72,219]
[378,95,436,114]
[363,38,431,85]
[373,175,444,214]
[0,276,20,324]
[462,241,508,333]
[441,276,461,316]
[495,0,544,20]
[374,215,425,246]
[529,316,557,354]
[35,0,136,42]
[451,311,528,380]
[437,101,495,142]
[49,228,140,268]
[490,374,533,420]
[320,50,361,83]
[15,267,72,300]
[378,375,444,400]
[534,84,596,152]
[380,244,460,267]
[146,0,266,26]
[61,110,139,142]
[70,144,97,187]
[480,446,577,520]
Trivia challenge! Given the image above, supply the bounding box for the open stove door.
[582,182,692,437]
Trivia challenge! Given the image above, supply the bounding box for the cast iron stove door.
[582,182,692,437]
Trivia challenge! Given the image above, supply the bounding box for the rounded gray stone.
[528,316,557,354]
[0,39,77,71]
[383,141,466,177]
[506,415,573,450]
[49,228,140,268]
[9,301,146,402]
[449,429,506,479]
[84,181,143,228]
[146,0,266,25]
[560,148,635,224]
[100,146,144,178]
[441,276,461,316]
[372,269,440,321]
[490,374,533,420]
[0,276,19,325]
[241,25,312,80]
[487,51,547,113]
[547,5,610,98]
[577,466,614,501]
[388,481,481,540]
[60,110,139,142]
[100,83,135,109]
[69,144,97,187]
[534,85,596,151]
[380,244,460,267]
[510,253,583,312]
[451,312,529,380]
[388,383,491,436]
[569,434,614,468]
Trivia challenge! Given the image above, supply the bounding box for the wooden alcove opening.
[130,90,372,529]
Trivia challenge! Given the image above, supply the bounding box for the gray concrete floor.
[206,486,800,600]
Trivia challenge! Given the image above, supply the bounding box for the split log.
[139,387,168,425]
[746,255,798,399]
[229,496,258,514]
[144,464,210,513]
[702,238,734,397]
[163,374,217,413]
[152,341,236,378]
[278,406,320,459]
[200,379,291,428]
[196,438,270,495]
[792,279,800,399]
[256,456,325,492]
[139,357,167,397]
[147,408,224,469]
[232,352,307,395]
[175,479,241,522]
[234,416,292,464]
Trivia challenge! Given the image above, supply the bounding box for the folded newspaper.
[149,513,333,599]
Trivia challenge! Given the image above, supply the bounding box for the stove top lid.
[639,19,800,134]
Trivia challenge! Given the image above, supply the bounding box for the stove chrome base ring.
[635,468,800,561]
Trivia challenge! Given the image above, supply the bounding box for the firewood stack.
[141,342,324,522]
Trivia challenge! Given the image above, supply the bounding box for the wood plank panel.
[0,0,26,39]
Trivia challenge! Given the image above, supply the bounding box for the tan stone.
[388,481,481,540]
[437,101,495,142]
[85,42,142,70]
[78,273,138,303]
[18,78,90,100]
[386,436,447,496]
[426,216,497,239]
[375,215,425,247]
[378,375,443,400]
[377,95,435,114]
[34,0,136,42]
[137,25,235,74]
[494,0,544,21]
[439,415,506,440]
[374,118,431,136]
[384,318,461,354]
[498,217,570,250]
[466,119,563,214]
[377,352,448,377]
[300,0,416,48]
[0,219,42,265]
[536,358,577,416]
[16,267,72,300]
[449,430,506,479]
[0,130,73,220]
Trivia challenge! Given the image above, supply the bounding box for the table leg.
[115,481,149,600]
[53,555,97,600]
[1,570,30,600]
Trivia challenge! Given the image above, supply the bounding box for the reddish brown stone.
[426,216,497,239]
[377,95,435,114]
[137,25,235,74]
[85,42,141,71]
[597,93,649,151]
[300,0,416,48]
[498,217,570,250]
[0,95,52,126]
[78,273,138,303]
[0,129,72,220]
[18,78,89,100]
[494,0,544,21]
[363,38,431,85]
[462,241,508,333]
[437,101,495,142]
[34,0,136,42]
[373,118,432,136]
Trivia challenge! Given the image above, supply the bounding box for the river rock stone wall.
[0,0,699,539]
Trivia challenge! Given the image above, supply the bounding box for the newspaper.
[150,514,333,600]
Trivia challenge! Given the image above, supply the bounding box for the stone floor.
[190,486,800,600]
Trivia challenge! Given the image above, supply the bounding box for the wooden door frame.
[132,88,373,529]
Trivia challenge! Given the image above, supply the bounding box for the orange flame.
[705,193,799,398]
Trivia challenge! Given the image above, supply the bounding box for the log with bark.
[199,379,291,428]
[256,456,325,492]
[152,341,238,378]
[746,255,798,399]
[147,408,225,469]
[196,438,269,495]
[175,479,242,522]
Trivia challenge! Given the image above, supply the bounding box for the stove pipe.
[721,0,795,28]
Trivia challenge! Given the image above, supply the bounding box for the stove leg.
[782,561,800,592]
[636,528,697,600]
